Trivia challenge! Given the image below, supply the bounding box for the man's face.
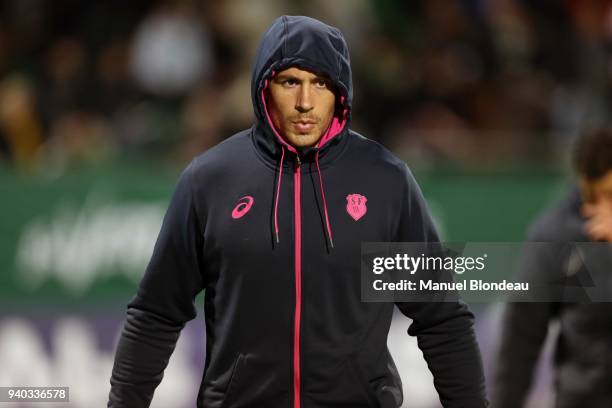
[581,170,612,209]
[266,67,336,148]
[581,170,612,242]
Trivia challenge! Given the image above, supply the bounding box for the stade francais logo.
[346,193,367,221]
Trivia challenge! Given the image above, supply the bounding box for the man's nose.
[296,85,313,113]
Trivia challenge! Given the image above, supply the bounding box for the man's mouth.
[293,120,316,133]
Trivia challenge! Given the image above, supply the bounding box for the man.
[492,128,612,407]
[108,15,487,408]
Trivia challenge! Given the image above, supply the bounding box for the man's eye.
[315,79,328,88]
[283,79,298,87]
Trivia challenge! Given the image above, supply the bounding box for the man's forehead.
[582,170,612,196]
[593,170,612,191]
[275,67,329,79]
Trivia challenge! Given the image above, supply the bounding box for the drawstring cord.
[273,148,334,250]
[274,145,285,244]
[315,150,334,249]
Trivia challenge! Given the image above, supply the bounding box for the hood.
[251,16,352,249]
[251,15,353,158]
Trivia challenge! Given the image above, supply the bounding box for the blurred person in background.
[492,128,612,408]
[108,15,487,408]
[0,75,44,168]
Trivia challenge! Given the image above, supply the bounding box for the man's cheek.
[603,198,612,214]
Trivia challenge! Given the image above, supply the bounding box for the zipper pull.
[295,155,301,168]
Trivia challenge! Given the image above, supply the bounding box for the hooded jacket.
[108,15,487,408]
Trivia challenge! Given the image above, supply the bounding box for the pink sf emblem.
[232,196,254,219]
[346,194,367,221]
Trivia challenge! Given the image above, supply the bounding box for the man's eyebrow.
[274,74,298,81]
[273,74,330,82]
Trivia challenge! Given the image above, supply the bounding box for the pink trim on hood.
[317,95,347,149]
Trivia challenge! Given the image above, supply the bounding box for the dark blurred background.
[2,0,608,406]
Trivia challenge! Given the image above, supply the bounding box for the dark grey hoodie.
[108,15,487,408]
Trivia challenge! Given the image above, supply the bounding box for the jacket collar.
[250,123,350,170]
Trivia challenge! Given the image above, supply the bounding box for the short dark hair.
[574,128,612,180]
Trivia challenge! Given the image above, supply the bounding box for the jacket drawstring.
[273,148,334,250]
[315,150,334,249]
[274,145,285,244]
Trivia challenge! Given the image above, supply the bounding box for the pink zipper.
[293,156,302,408]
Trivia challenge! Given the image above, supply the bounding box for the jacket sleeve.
[393,164,488,408]
[490,236,559,407]
[108,161,205,407]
